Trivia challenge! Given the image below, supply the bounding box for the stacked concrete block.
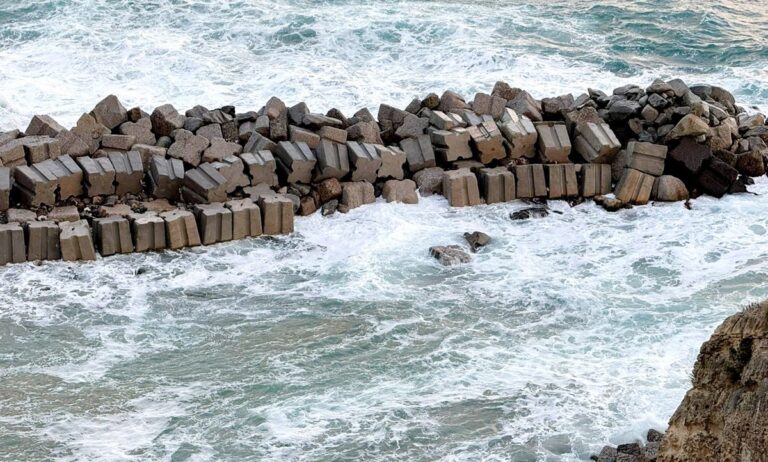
[37,155,83,200]
[315,139,350,181]
[400,135,435,173]
[472,92,506,119]
[225,199,262,240]
[614,168,655,205]
[72,113,110,154]
[25,114,65,137]
[90,95,128,130]
[93,216,133,256]
[119,118,156,146]
[573,122,621,163]
[240,151,278,186]
[148,156,184,199]
[101,134,136,151]
[0,167,10,211]
[14,163,58,206]
[59,220,96,261]
[211,156,249,194]
[274,141,316,184]
[382,179,418,204]
[131,144,166,168]
[625,141,667,177]
[243,132,277,154]
[536,123,571,163]
[0,223,26,265]
[442,168,481,207]
[347,142,382,183]
[513,164,547,198]
[7,208,37,224]
[429,110,465,130]
[108,151,144,196]
[499,108,537,159]
[20,136,61,164]
[258,194,294,235]
[202,138,242,164]
[47,206,80,223]
[546,164,579,199]
[25,220,61,261]
[76,156,116,196]
[0,139,26,167]
[580,164,612,197]
[318,126,347,144]
[478,167,516,204]
[460,110,492,127]
[160,209,201,249]
[341,181,376,210]
[129,213,166,252]
[467,120,505,164]
[182,163,228,204]
[430,128,472,163]
[375,145,406,179]
[289,125,321,149]
[168,129,209,166]
[193,203,233,245]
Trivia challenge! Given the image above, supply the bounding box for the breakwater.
[0,78,765,265]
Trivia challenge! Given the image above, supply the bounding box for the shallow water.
[1,1,768,461]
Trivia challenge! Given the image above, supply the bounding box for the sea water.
[1,1,767,461]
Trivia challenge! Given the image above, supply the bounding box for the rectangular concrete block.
[478,167,516,204]
[13,163,58,207]
[0,139,26,167]
[149,155,184,200]
[346,141,382,183]
[318,126,347,144]
[430,128,472,162]
[400,134,436,173]
[315,139,350,181]
[375,145,406,179]
[48,206,80,223]
[193,203,233,245]
[442,168,481,207]
[467,120,505,164]
[160,209,201,249]
[25,220,61,261]
[574,122,621,163]
[536,123,572,163]
[513,164,547,198]
[59,220,96,261]
[225,199,262,240]
[129,212,166,252]
[258,194,294,235]
[615,168,655,205]
[429,110,465,130]
[341,181,375,210]
[0,223,26,265]
[76,156,116,196]
[20,136,61,164]
[580,163,612,197]
[274,141,316,184]
[289,125,321,149]
[211,155,249,193]
[93,216,133,256]
[626,141,667,176]
[0,167,10,211]
[499,108,537,159]
[38,155,83,200]
[109,150,144,196]
[460,110,492,127]
[240,150,278,187]
[101,134,136,151]
[546,164,579,199]
[182,163,228,204]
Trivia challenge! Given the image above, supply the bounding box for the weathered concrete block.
[72,113,110,154]
[211,156,249,193]
[413,166,445,196]
[91,95,128,130]
[26,115,65,137]
[25,220,61,261]
[55,129,90,158]
[196,123,223,141]
[0,139,26,167]
[93,216,133,256]
[14,163,58,206]
[513,164,547,198]
[467,120,505,164]
[37,155,83,200]
[131,144,166,169]
[108,151,144,196]
[202,138,242,164]
[400,135,436,173]
[240,151,278,187]
[119,118,156,146]
[580,163,612,198]
[536,123,572,163]
[318,126,347,144]
[182,163,227,204]
[429,110,465,130]
[193,203,233,245]
[472,92,506,119]
[258,194,294,235]
[47,206,80,223]
[101,134,136,151]
[20,136,61,164]
[0,223,26,265]
[375,145,406,179]
[652,175,689,202]
[341,181,375,210]
[243,132,277,154]
[289,125,321,149]
[546,164,579,199]
[161,209,201,249]
[168,129,209,167]
[315,139,350,181]
[148,155,184,199]
[0,167,11,211]
[129,212,166,252]
[443,168,481,207]
[6,208,37,224]
[431,128,472,162]
[76,156,116,196]
[274,141,317,184]
[59,220,96,261]
[626,141,667,176]
[382,179,418,204]
[225,199,262,240]
[574,122,621,163]
[478,167,516,204]
[499,108,537,159]
[151,104,185,137]
[346,141,382,183]
[460,110,492,127]
[614,168,655,205]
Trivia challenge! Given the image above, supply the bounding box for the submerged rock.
[429,245,471,266]
[509,207,549,220]
[463,231,490,252]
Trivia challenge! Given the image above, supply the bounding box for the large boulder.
[652,175,689,202]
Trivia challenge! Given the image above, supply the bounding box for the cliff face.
[659,302,768,462]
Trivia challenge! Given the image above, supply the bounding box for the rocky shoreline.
[1,78,766,265]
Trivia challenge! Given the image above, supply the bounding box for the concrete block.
[182,163,227,204]
[72,113,110,154]
[25,220,61,261]
[382,179,418,204]
[129,213,166,252]
[574,122,621,163]
[148,155,184,199]
[241,151,278,187]
[258,194,294,235]
[211,155,249,193]
[442,168,481,207]
[460,110,492,127]
[131,144,166,169]
[243,132,277,154]
[13,163,58,206]
[119,118,156,146]
[202,138,242,163]
[315,139,350,181]
[513,164,547,198]
[225,199,262,240]
[168,129,209,167]
[196,123,223,141]
[546,164,579,199]
[0,223,26,265]
[0,139,26,167]
[151,104,185,137]
[626,141,667,176]
[108,151,144,196]
[472,92,506,119]
[400,134,435,173]
[580,163,612,197]
[193,203,233,245]
[430,128,472,162]
[20,136,61,164]
[101,134,136,151]
[429,110,466,130]
[37,155,83,200]
[91,95,128,130]
[289,125,321,149]
[318,126,347,144]
[0,167,11,211]
[76,156,116,196]
[59,220,96,261]
[7,208,36,224]
[160,209,201,249]
[499,108,537,159]
[93,216,133,256]
[614,168,655,205]
[55,129,90,157]
[47,206,80,223]
[478,167,516,204]
[346,141,382,183]
[536,123,571,163]
[274,141,316,184]
[25,115,65,137]
[341,181,375,210]
[467,120,505,164]
[375,145,406,179]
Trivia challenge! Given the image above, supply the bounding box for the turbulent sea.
[1,1,768,461]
